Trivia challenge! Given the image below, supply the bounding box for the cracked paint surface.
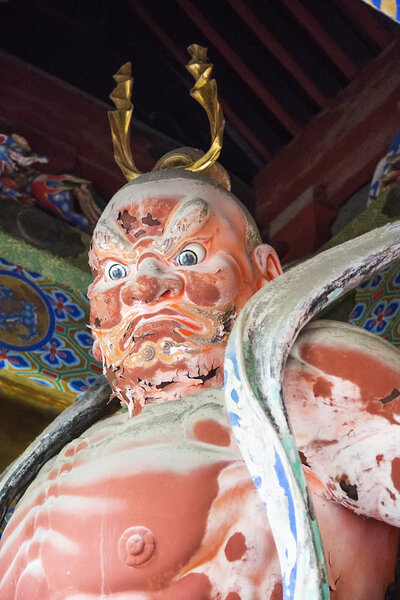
[1,173,400,599]
[87,174,275,415]
[284,320,400,528]
[0,390,282,599]
[0,385,397,599]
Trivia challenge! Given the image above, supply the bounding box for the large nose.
[121,257,183,305]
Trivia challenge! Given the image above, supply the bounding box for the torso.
[0,389,280,599]
[1,322,400,599]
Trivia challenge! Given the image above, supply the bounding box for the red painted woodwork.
[0,51,155,200]
[254,40,400,263]
[176,0,300,136]
[281,0,359,80]
[129,0,272,162]
[228,0,327,108]
[337,0,394,50]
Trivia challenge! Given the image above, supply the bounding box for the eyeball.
[177,244,206,266]
[107,262,128,280]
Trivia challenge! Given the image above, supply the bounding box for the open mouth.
[120,309,204,351]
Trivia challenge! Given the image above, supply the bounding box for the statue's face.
[89,174,279,414]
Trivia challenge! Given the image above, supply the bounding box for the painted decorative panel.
[363,0,400,22]
[0,258,102,410]
[346,134,400,345]
[348,263,400,346]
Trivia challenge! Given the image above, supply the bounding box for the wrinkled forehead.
[92,176,246,257]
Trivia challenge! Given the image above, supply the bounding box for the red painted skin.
[0,174,399,599]
[285,321,400,528]
[87,175,281,414]
[0,393,282,599]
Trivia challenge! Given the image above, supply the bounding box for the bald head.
[94,170,261,255]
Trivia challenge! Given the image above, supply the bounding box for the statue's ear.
[251,244,283,282]
[92,338,103,362]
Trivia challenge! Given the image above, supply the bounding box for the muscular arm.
[284,320,400,527]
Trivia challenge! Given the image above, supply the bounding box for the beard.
[95,303,237,416]
[105,344,226,417]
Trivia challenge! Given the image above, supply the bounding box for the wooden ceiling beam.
[254,40,400,260]
[228,0,328,108]
[336,0,394,50]
[0,51,124,199]
[130,0,272,162]
[281,0,359,80]
[220,103,272,162]
[176,0,300,136]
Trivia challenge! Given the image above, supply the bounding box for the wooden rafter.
[176,0,300,136]
[130,0,272,162]
[336,0,394,49]
[254,40,400,260]
[228,0,328,108]
[281,0,359,79]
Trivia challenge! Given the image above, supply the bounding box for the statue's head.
[88,45,282,414]
[89,171,281,413]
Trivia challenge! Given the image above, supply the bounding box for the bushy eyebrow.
[154,198,209,255]
[93,226,130,253]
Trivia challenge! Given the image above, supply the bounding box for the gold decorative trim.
[108,45,225,181]
[108,62,143,181]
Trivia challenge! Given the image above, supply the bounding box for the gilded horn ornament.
[156,43,225,173]
[108,62,143,181]
[186,43,225,171]
[108,45,225,181]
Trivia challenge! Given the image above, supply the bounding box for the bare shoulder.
[284,320,400,525]
[286,319,400,428]
[292,319,400,372]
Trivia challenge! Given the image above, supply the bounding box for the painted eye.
[177,243,206,266]
[107,262,127,280]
